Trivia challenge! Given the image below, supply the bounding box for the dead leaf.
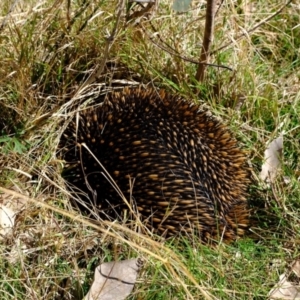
[269,260,300,299]
[268,274,300,299]
[0,187,27,240]
[260,135,283,183]
[83,258,144,300]
[292,260,300,278]
[0,205,15,238]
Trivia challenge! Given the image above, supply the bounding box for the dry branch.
[195,0,217,82]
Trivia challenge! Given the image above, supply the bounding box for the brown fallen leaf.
[268,274,300,299]
[269,260,300,299]
[0,205,15,238]
[83,258,144,300]
[260,135,283,183]
[292,260,300,277]
[0,187,28,240]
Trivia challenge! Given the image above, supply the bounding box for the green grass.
[0,0,299,299]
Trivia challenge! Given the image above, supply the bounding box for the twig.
[126,1,155,22]
[143,23,232,71]
[195,0,217,82]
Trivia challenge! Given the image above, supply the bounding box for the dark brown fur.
[60,87,250,242]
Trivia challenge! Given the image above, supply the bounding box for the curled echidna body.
[60,87,250,242]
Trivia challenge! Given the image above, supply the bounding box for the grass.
[0,0,299,299]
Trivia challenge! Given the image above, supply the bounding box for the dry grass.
[0,0,299,299]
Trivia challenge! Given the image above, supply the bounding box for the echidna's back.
[60,87,250,242]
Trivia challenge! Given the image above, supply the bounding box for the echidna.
[60,87,250,242]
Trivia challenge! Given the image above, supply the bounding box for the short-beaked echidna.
[60,87,250,242]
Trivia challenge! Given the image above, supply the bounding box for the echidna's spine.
[60,87,250,242]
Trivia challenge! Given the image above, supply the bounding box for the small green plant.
[0,135,28,154]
